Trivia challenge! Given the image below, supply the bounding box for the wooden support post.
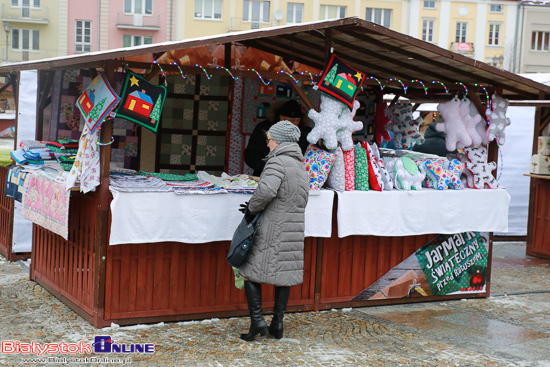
[466,87,488,123]
[93,59,117,327]
[224,43,231,69]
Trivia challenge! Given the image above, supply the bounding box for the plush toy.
[469,102,490,146]
[336,100,363,152]
[457,98,483,149]
[462,146,499,189]
[384,102,425,149]
[354,144,369,191]
[362,141,392,191]
[394,156,425,190]
[487,94,511,145]
[435,96,472,151]
[373,101,391,144]
[424,159,464,190]
[326,147,345,192]
[307,94,349,150]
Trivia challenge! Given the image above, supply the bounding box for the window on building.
[490,4,503,13]
[488,23,501,46]
[75,20,91,53]
[11,28,39,51]
[422,19,435,42]
[11,0,40,7]
[423,1,436,9]
[124,0,153,15]
[531,31,550,51]
[194,0,222,19]
[287,3,303,24]
[243,0,270,22]
[123,35,153,47]
[365,8,391,28]
[320,5,346,20]
[456,22,467,42]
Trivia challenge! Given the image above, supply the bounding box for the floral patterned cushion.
[303,144,337,191]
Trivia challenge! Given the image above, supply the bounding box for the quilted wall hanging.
[115,71,167,134]
[316,53,365,110]
[49,70,139,170]
[240,78,321,135]
[76,71,120,134]
[156,74,231,175]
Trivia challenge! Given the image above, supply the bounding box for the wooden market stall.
[1,18,549,328]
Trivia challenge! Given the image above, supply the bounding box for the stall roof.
[0,17,548,100]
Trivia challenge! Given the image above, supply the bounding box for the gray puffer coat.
[239,142,309,287]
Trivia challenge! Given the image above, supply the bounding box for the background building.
[0,0,549,74]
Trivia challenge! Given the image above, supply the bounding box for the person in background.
[413,121,457,157]
[244,99,311,176]
[238,120,309,341]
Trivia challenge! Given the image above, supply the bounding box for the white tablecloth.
[336,188,511,238]
[109,190,335,245]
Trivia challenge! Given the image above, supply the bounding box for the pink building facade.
[68,0,170,55]
[106,0,169,50]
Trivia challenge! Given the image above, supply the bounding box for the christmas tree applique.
[150,95,162,124]
[88,97,107,123]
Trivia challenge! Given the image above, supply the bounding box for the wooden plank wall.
[319,234,433,304]
[31,192,98,315]
[104,238,317,320]
[527,179,550,259]
[0,165,14,260]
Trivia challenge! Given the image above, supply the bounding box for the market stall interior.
[2,18,550,328]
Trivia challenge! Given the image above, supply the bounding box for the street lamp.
[3,22,10,62]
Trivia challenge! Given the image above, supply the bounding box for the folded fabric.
[19,140,47,151]
[45,140,79,155]
[4,165,29,202]
[139,171,198,182]
[173,186,229,195]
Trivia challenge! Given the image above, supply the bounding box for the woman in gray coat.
[238,120,310,341]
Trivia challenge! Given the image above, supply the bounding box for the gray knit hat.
[269,120,301,144]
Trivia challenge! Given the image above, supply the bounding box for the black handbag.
[227,211,264,268]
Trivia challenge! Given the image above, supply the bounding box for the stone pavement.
[1,242,550,367]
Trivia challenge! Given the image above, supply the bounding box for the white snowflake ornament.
[307,94,349,151]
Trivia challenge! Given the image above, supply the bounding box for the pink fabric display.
[343,148,355,191]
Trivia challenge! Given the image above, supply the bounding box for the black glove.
[239,201,249,214]
[239,201,256,224]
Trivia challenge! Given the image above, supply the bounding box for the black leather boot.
[240,280,268,341]
[269,286,291,339]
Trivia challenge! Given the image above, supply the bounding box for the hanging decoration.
[487,94,511,145]
[76,72,120,134]
[114,71,167,134]
[315,53,365,110]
